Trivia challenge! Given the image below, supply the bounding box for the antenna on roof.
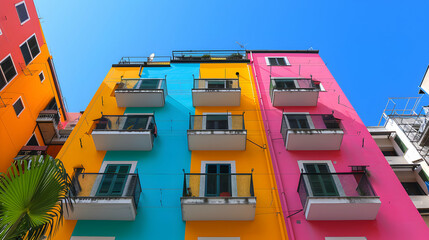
[235,41,247,50]
[148,53,155,62]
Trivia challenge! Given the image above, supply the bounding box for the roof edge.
[246,50,319,54]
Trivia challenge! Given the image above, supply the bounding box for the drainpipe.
[250,51,296,240]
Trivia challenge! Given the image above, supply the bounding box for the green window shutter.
[97,164,131,196]
[304,163,339,196]
[394,135,408,154]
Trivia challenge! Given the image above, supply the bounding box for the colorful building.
[55,51,287,240]
[368,66,429,228]
[248,50,429,239]
[0,0,80,171]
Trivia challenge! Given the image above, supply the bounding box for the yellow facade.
[52,67,140,240]
[185,63,287,239]
[0,43,64,171]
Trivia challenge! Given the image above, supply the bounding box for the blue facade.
[72,63,199,239]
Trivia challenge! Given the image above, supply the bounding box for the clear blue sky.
[34,0,429,126]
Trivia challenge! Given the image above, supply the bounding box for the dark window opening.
[20,35,40,65]
[44,98,58,110]
[401,182,426,196]
[13,98,24,116]
[1,56,17,82]
[287,115,310,129]
[16,2,29,24]
[205,164,231,197]
[268,57,288,66]
[39,72,45,82]
[304,163,339,196]
[206,115,229,130]
[275,79,296,89]
[382,150,398,156]
[26,135,38,146]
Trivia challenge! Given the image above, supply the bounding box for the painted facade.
[54,53,286,240]
[249,50,429,239]
[0,0,78,171]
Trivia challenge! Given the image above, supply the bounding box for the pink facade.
[249,51,429,239]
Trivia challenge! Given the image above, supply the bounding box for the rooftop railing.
[70,172,142,208]
[118,56,171,65]
[297,172,377,208]
[189,114,245,131]
[172,50,247,61]
[183,173,254,198]
[94,115,156,132]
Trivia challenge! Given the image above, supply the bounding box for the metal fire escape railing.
[379,96,429,163]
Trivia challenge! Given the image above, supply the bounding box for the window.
[15,1,30,25]
[39,71,45,82]
[401,182,426,196]
[202,113,232,130]
[394,135,408,154]
[265,57,290,66]
[20,34,40,65]
[205,164,231,197]
[26,134,39,146]
[0,55,17,90]
[287,114,310,129]
[133,79,161,89]
[206,80,233,89]
[97,164,131,196]
[274,79,297,89]
[13,97,24,117]
[303,163,339,196]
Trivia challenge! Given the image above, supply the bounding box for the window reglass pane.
[277,58,286,65]
[16,3,29,24]
[206,115,229,129]
[39,72,44,82]
[20,43,32,65]
[13,98,24,116]
[287,115,309,129]
[135,79,160,89]
[0,71,6,90]
[207,80,225,89]
[1,56,17,82]
[268,58,278,66]
[26,135,38,146]
[27,36,40,58]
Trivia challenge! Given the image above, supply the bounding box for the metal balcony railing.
[70,172,142,208]
[172,50,247,61]
[270,78,321,91]
[193,78,240,90]
[94,115,156,132]
[117,78,167,92]
[189,114,245,131]
[183,173,254,198]
[37,109,60,126]
[118,56,171,65]
[297,172,377,208]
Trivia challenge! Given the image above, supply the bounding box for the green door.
[97,164,131,196]
[304,163,339,196]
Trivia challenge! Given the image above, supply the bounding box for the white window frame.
[202,112,232,130]
[265,56,290,66]
[199,161,237,197]
[15,1,30,25]
[39,70,45,83]
[13,96,25,118]
[26,133,39,146]
[297,160,346,197]
[89,161,138,197]
[19,33,40,65]
[0,54,18,91]
[283,112,315,129]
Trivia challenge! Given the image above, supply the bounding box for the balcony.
[181,173,256,221]
[172,50,248,63]
[65,172,141,221]
[281,114,344,150]
[270,78,322,106]
[92,114,156,151]
[187,114,247,151]
[36,109,60,144]
[192,77,240,106]
[298,172,381,220]
[115,78,166,107]
[14,146,48,160]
